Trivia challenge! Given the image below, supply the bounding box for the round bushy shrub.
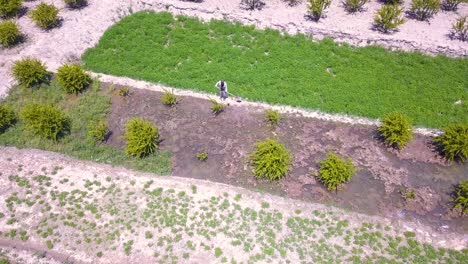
[12,58,48,87]
[250,138,291,180]
[377,112,413,149]
[0,104,16,133]
[20,104,69,141]
[57,64,91,94]
[0,0,23,18]
[88,120,108,142]
[374,4,405,33]
[31,2,59,30]
[124,118,159,157]
[316,152,357,192]
[63,0,87,9]
[265,109,281,127]
[433,123,468,162]
[0,20,21,47]
[454,179,468,216]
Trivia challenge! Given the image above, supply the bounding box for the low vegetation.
[307,0,331,21]
[409,0,440,21]
[451,16,467,41]
[0,20,21,47]
[19,104,69,141]
[209,98,225,115]
[374,4,405,33]
[0,0,22,18]
[343,0,369,13]
[433,123,468,162]
[315,152,357,192]
[0,104,16,133]
[265,109,281,127]
[241,0,264,10]
[63,0,87,9]
[250,138,291,180]
[117,86,130,96]
[57,64,91,94]
[11,58,49,87]
[30,2,59,30]
[161,88,178,106]
[377,112,413,150]
[196,148,208,161]
[124,118,160,158]
[88,120,108,142]
[454,180,468,216]
[441,0,466,11]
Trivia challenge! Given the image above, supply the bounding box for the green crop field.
[82,11,467,128]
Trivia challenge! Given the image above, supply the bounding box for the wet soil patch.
[105,84,468,232]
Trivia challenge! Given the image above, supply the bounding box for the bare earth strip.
[1,0,467,98]
[0,147,466,263]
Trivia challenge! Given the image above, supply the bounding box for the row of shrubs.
[0,0,88,47]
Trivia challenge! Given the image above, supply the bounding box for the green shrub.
[0,20,21,47]
[265,109,281,127]
[315,152,357,192]
[442,0,467,11]
[196,148,208,161]
[307,0,331,21]
[209,98,225,115]
[0,0,22,18]
[410,0,440,21]
[377,112,413,149]
[451,16,467,41]
[433,123,468,162]
[20,104,69,141]
[123,118,159,157]
[63,0,87,9]
[117,87,130,96]
[400,188,416,201]
[57,64,91,94]
[11,58,48,87]
[30,2,59,30]
[88,120,108,142]
[344,0,369,12]
[454,180,468,216]
[250,138,291,180]
[161,88,178,106]
[0,104,16,133]
[374,4,405,33]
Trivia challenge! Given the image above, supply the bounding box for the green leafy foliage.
[250,138,291,180]
[265,109,281,127]
[343,0,369,13]
[377,112,413,149]
[57,64,91,94]
[0,20,21,47]
[11,58,48,87]
[410,0,440,21]
[454,180,468,216]
[451,16,467,41]
[400,188,416,201]
[88,120,108,142]
[30,2,59,30]
[442,0,467,11]
[63,0,87,9]
[374,4,405,33]
[0,0,22,18]
[117,87,130,96]
[433,123,468,162]
[0,104,16,133]
[307,0,331,21]
[315,152,357,192]
[161,88,178,106]
[20,104,69,141]
[209,98,225,115]
[123,118,159,158]
[196,148,208,161]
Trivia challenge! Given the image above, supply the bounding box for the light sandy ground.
[0,0,467,99]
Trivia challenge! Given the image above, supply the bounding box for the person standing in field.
[215,80,228,101]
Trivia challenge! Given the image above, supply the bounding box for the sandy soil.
[0,0,467,99]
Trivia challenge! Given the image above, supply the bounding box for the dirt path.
[1,0,467,98]
[0,147,466,263]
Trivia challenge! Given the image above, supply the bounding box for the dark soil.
[105,84,468,232]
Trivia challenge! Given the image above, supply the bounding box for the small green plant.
[250,138,291,180]
[196,148,208,161]
[209,98,225,115]
[0,20,21,47]
[315,152,357,192]
[241,0,264,10]
[265,109,281,127]
[343,0,369,12]
[117,87,130,96]
[20,104,69,141]
[88,120,108,142]
[451,16,467,41]
[31,2,59,29]
[0,104,16,133]
[454,180,468,216]
[57,64,91,94]
[63,0,87,9]
[307,0,331,21]
[46,240,53,249]
[433,123,468,162]
[374,4,405,33]
[409,0,440,21]
[442,0,466,11]
[123,118,159,157]
[400,188,416,201]
[11,58,48,87]
[214,247,223,258]
[0,0,22,18]
[123,240,133,255]
[377,112,413,149]
[161,88,178,106]
[145,231,153,239]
